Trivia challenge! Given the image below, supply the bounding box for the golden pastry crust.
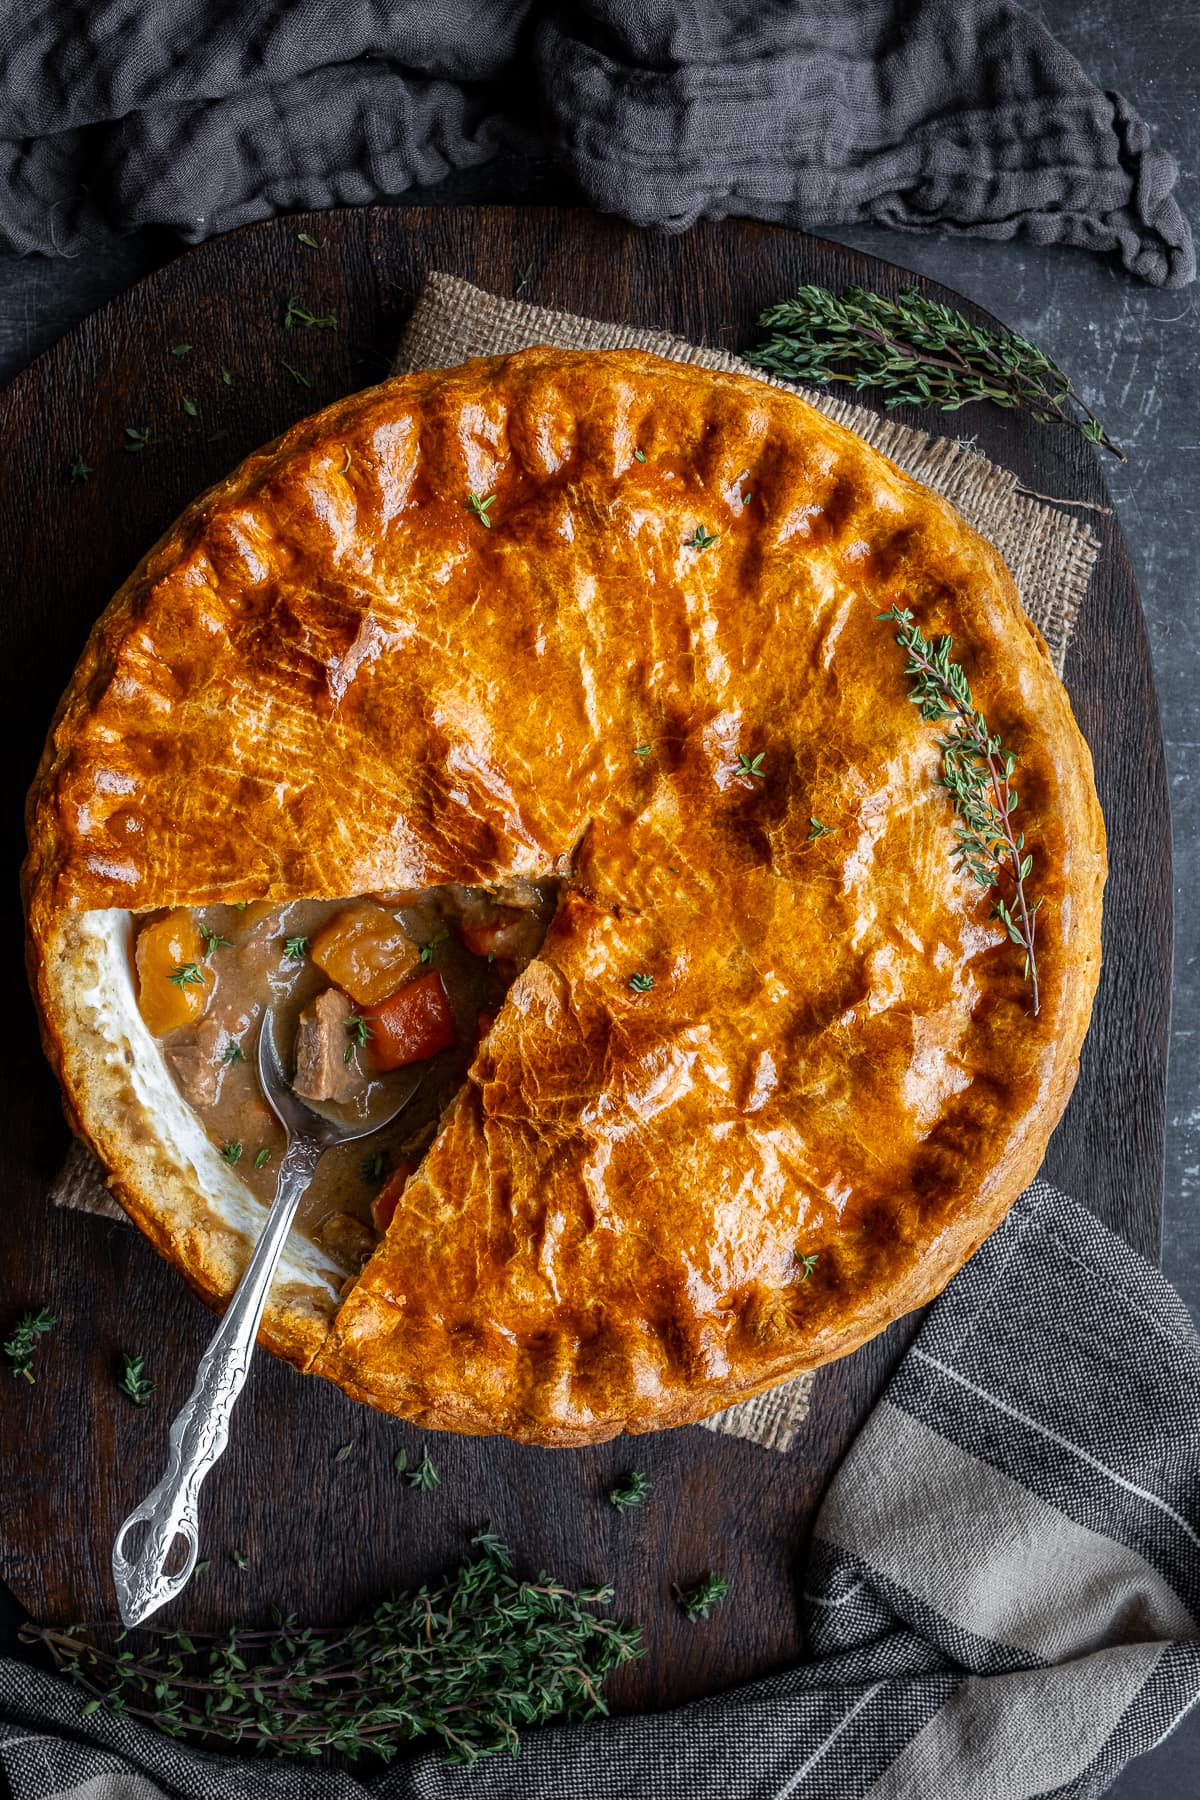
[24,347,1105,1442]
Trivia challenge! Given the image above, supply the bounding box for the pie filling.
[130,881,557,1278]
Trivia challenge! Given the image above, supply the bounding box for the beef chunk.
[165,1015,226,1108]
[293,987,365,1104]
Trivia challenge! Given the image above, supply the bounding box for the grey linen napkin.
[4,1179,1199,1797]
[0,0,1191,284]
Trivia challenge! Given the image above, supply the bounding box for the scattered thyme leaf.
[361,1152,386,1183]
[634,744,652,757]
[335,1442,355,1463]
[515,265,532,296]
[878,603,1041,1011]
[198,924,232,954]
[628,972,654,993]
[118,1353,155,1407]
[807,818,833,840]
[206,429,230,443]
[123,426,151,453]
[221,1042,245,1065]
[344,1014,375,1063]
[220,366,233,386]
[168,962,207,990]
[746,283,1123,461]
[467,492,496,528]
[3,1309,56,1383]
[297,231,322,249]
[193,1560,211,1574]
[282,361,311,388]
[609,1471,652,1512]
[737,751,766,781]
[169,343,192,357]
[283,936,309,960]
[221,1142,243,1165]
[634,449,647,462]
[68,455,93,483]
[181,396,199,418]
[674,1572,730,1623]
[798,1252,819,1281]
[283,295,338,330]
[231,1550,250,1570]
[686,526,718,549]
[254,1148,271,1169]
[402,1447,440,1491]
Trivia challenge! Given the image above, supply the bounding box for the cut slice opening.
[129,879,559,1284]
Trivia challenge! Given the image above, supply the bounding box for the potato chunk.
[310,903,422,1006]
[135,910,210,1037]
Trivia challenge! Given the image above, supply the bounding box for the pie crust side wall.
[24,347,1106,1444]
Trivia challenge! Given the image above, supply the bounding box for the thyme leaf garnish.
[878,604,1042,1011]
[181,395,199,418]
[3,1309,56,1383]
[22,1535,641,1764]
[168,962,207,990]
[221,1142,243,1166]
[281,361,311,388]
[418,925,449,965]
[361,1151,386,1183]
[123,426,151,453]
[254,1148,271,1169]
[737,751,766,781]
[467,492,496,528]
[221,1042,245,1065]
[68,456,93,484]
[673,1573,730,1623]
[609,1471,652,1512]
[282,936,309,961]
[807,818,833,840]
[798,1252,819,1281]
[198,925,232,955]
[747,284,1123,461]
[344,1014,375,1062]
[686,526,718,550]
[628,972,654,993]
[169,343,191,358]
[297,232,322,249]
[118,1353,155,1407]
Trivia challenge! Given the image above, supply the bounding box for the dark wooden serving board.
[0,207,1171,1711]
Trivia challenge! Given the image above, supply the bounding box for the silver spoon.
[111,1009,420,1627]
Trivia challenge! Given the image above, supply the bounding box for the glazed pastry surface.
[24,347,1106,1442]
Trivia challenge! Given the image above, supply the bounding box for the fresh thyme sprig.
[747,285,1123,461]
[23,1536,642,1764]
[168,962,207,991]
[395,1446,439,1491]
[344,1014,375,1062]
[283,296,337,331]
[878,605,1041,1012]
[118,1353,155,1407]
[673,1573,730,1623]
[3,1309,56,1383]
[609,1471,652,1512]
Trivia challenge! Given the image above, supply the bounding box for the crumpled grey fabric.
[3,1179,1200,1797]
[0,0,1192,284]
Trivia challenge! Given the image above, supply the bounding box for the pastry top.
[25,347,1105,1442]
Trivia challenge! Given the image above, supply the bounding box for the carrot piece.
[135,910,210,1036]
[370,1160,417,1234]
[371,972,457,1070]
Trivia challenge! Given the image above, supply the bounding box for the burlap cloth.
[56,272,1101,1453]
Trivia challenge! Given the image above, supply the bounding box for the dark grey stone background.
[0,2,1194,1791]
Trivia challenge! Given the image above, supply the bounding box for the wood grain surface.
[0,207,1171,1712]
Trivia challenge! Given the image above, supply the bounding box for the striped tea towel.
[3,1176,1197,1796]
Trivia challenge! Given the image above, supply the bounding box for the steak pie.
[23,347,1105,1444]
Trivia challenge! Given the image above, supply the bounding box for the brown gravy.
[138,883,555,1275]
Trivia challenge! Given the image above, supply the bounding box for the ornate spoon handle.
[111,1134,323,1627]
